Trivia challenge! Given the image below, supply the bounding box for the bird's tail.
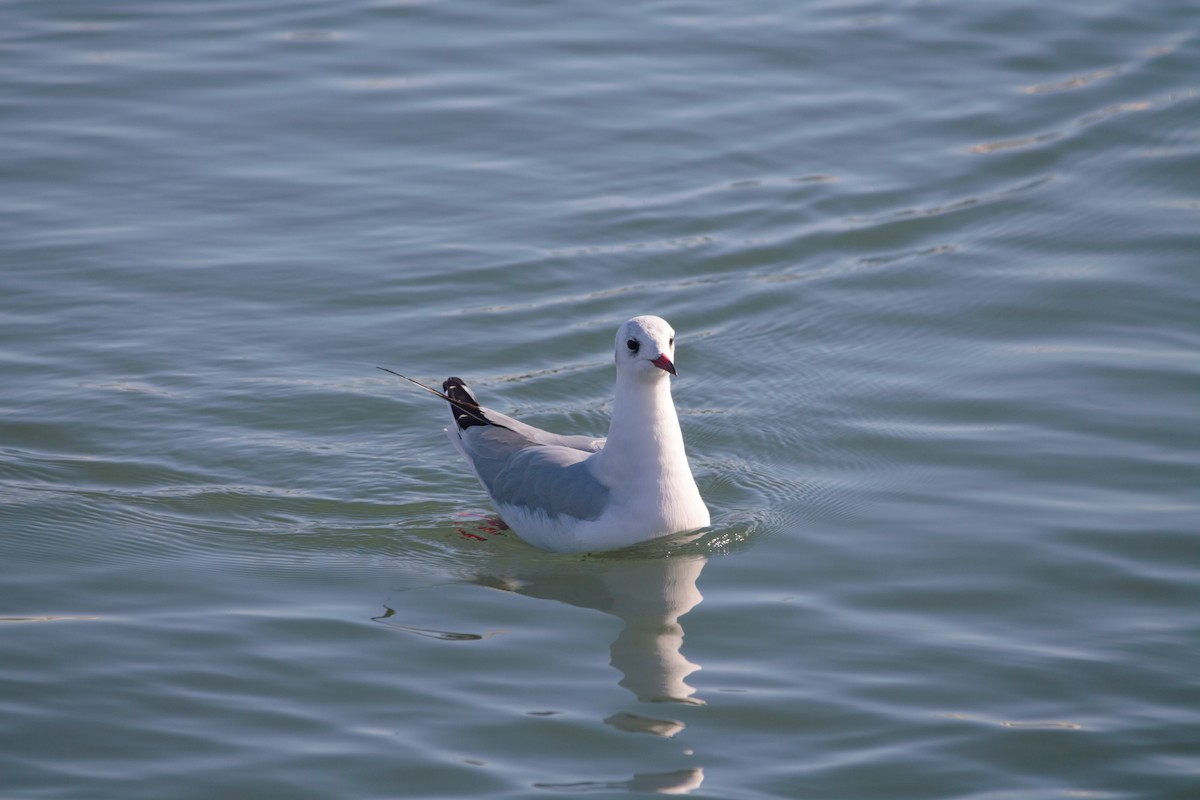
[442,377,488,431]
[376,367,493,430]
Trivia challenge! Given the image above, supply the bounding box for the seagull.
[385,316,710,553]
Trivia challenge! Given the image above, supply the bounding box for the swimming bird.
[388,316,709,553]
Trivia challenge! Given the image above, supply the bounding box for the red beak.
[651,354,677,376]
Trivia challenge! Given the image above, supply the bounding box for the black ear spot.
[626,338,640,353]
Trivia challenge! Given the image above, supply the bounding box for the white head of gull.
[439,315,710,553]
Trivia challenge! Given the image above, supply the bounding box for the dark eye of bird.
[669,337,674,347]
[626,338,640,353]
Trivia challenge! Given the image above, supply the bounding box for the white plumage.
[438,315,709,553]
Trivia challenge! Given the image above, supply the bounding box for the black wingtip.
[376,367,496,430]
[443,377,489,431]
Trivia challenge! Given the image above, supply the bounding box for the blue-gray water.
[3,1,1198,797]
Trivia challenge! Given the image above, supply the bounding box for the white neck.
[592,374,689,486]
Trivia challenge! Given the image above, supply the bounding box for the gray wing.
[456,424,610,521]
[478,406,606,453]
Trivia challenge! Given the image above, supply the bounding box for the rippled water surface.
[3,1,1198,797]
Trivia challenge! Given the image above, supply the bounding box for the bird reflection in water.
[371,549,707,712]
[473,548,706,727]
[477,548,707,794]
[374,538,709,794]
